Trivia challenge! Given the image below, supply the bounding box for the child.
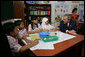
[28,16,41,34]
[14,20,28,38]
[14,20,34,44]
[3,22,39,56]
[71,8,78,22]
[41,17,56,32]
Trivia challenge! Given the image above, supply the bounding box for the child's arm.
[22,35,32,43]
[19,39,39,52]
[49,29,57,32]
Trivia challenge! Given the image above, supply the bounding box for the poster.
[72,1,80,3]
[71,3,79,14]
[43,1,50,4]
[54,2,70,26]
[55,3,69,18]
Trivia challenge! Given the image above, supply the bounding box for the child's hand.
[26,40,32,43]
[35,29,41,33]
[31,39,39,46]
[25,33,29,37]
[22,35,26,39]
[67,30,77,35]
[42,29,49,32]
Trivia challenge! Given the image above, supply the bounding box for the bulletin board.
[54,1,82,26]
[54,1,69,26]
[55,2,69,17]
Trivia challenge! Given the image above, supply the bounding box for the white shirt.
[18,28,27,39]
[28,23,41,31]
[7,35,22,55]
[41,24,55,30]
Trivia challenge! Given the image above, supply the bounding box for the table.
[29,33,84,56]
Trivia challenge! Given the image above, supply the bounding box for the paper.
[29,33,40,39]
[23,37,54,51]
[30,40,54,51]
[48,31,76,45]
[23,31,76,51]
[58,9,60,12]
[66,9,68,13]
[56,5,60,8]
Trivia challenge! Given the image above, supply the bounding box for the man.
[60,15,78,34]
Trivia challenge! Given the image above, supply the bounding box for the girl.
[71,8,78,22]
[3,22,39,56]
[28,16,41,34]
[14,20,28,38]
[41,17,56,32]
[14,20,33,44]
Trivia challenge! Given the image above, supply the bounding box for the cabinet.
[24,3,51,26]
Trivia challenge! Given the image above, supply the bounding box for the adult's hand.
[67,30,77,35]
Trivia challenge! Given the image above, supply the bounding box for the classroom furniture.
[24,3,51,26]
[28,33,84,56]
[81,43,84,56]
[77,23,84,35]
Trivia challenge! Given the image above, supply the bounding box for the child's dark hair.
[72,8,77,13]
[14,20,22,26]
[31,16,38,30]
[31,16,37,21]
[3,22,16,35]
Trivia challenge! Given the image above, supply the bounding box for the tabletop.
[31,33,84,56]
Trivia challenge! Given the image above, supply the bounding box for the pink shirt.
[28,23,41,31]
[7,35,22,55]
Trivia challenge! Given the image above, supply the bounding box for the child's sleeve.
[38,24,41,29]
[28,24,32,31]
[7,36,22,53]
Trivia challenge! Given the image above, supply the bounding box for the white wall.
[33,1,84,27]
[50,1,84,27]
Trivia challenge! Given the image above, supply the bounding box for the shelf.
[24,3,51,25]
[29,15,51,16]
[29,9,51,11]
[26,4,51,6]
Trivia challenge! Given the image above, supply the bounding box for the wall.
[50,1,84,27]
[36,1,84,27]
[1,1,14,21]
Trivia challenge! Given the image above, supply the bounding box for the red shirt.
[71,13,77,21]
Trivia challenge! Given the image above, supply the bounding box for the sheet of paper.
[30,40,54,51]
[29,33,40,39]
[22,39,54,51]
[47,31,76,45]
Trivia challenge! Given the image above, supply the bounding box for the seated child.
[3,22,39,56]
[41,17,56,32]
[14,20,34,44]
[14,20,28,38]
[28,16,41,34]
